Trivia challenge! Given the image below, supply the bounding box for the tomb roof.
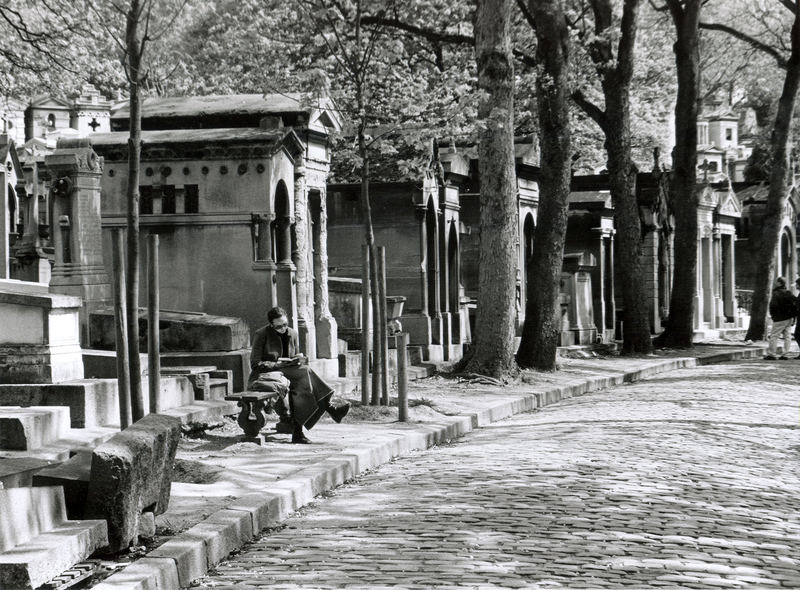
[90,127,297,148]
[569,190,611,206]
[111,93,338,121]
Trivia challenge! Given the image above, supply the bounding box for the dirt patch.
[172,458,225,484]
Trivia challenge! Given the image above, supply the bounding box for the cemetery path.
[194,359,800,589]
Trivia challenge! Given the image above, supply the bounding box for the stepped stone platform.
[0,486,108,590]
[0,376,195,429]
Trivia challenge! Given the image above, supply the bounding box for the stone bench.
[33,413,182,554]
[224,391,283,444]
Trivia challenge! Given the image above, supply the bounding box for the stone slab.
[0,519,108,590]
[83,350,148,380]
[89,309,250,352]
[0,406,71,450]
[160,350,250,393]
[85,414,181,552]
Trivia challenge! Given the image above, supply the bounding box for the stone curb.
[92,347,763,589]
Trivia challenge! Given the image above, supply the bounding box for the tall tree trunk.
[600,0,652,354]
[655,0,702,349]
[464,0,518,377]
[517,0,571,371]
[125,0,144,421]
[746,6,800,341]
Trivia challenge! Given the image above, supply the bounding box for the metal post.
[111,229,131,429]
[378,246,389,406]
[397,332,408,422]
[147,234,160,415]
[361,244,371,405]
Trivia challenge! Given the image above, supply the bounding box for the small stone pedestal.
[225,391,279,444]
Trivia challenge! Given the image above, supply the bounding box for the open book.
[277,356,305,366]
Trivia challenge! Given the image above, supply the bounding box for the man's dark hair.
[267,306,287,322]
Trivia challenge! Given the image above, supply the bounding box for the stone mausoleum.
[93,94,342,360]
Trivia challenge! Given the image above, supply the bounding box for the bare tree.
[571,0,653,355]
[91,0,187,420]
[700,0,800,340]
[654,0,703,349]
[516,0,573,371]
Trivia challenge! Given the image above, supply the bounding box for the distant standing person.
[764,277,795,360]
[249,306,350,443]
[795,278,800,358]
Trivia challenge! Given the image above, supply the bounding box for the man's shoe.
[328,403,351,424]
[291,433,311,444]
[764,355,777,360]
[779,355,790,360]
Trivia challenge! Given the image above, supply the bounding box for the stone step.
[208,378,230,400]
[0,457,55,488]
[160,365,218,376]
[0,406,71,451]
[0,517,107,590]
[33,453,92,520]
[0,426,118,462]
[0,376,195,429]
[0,487,108,589]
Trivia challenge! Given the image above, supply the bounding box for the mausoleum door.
[448,223,460,341]
[522,214,535,316]
[779,229,793,283]
[425,198,439,319]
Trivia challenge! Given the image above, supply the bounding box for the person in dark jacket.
[794,277,800,359]
[765,277,796,360]
[249,306,350,443]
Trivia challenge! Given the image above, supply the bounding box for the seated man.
[249,306,350,443]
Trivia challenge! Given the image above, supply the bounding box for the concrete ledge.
[147,537,206,589]
[102,346,761,590]
[181,519,244,569]
[91,557,179,590]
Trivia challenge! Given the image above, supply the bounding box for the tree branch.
[571,89,608,131]
[699,21,788,69]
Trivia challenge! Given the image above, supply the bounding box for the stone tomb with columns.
[733,181,799,300]
[104,94,342,362]
[327,167,469,364]
[693,182,741,336]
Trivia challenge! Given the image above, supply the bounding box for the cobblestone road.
[197,360,800,589]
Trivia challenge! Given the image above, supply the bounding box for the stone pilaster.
[293,158,316,359]
[46,138,111,346]
[311,183,337,359]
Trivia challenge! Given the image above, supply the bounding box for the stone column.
[0,169,8,279]
[13,162,51,283]
[712,228,724,327]
[46,138,111,346]
[310,186,337,360]
[604,232,616,339]
[590,228,607,341]
[252,212,279,316]
[723,233,737,322]
[292,159,316,359]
